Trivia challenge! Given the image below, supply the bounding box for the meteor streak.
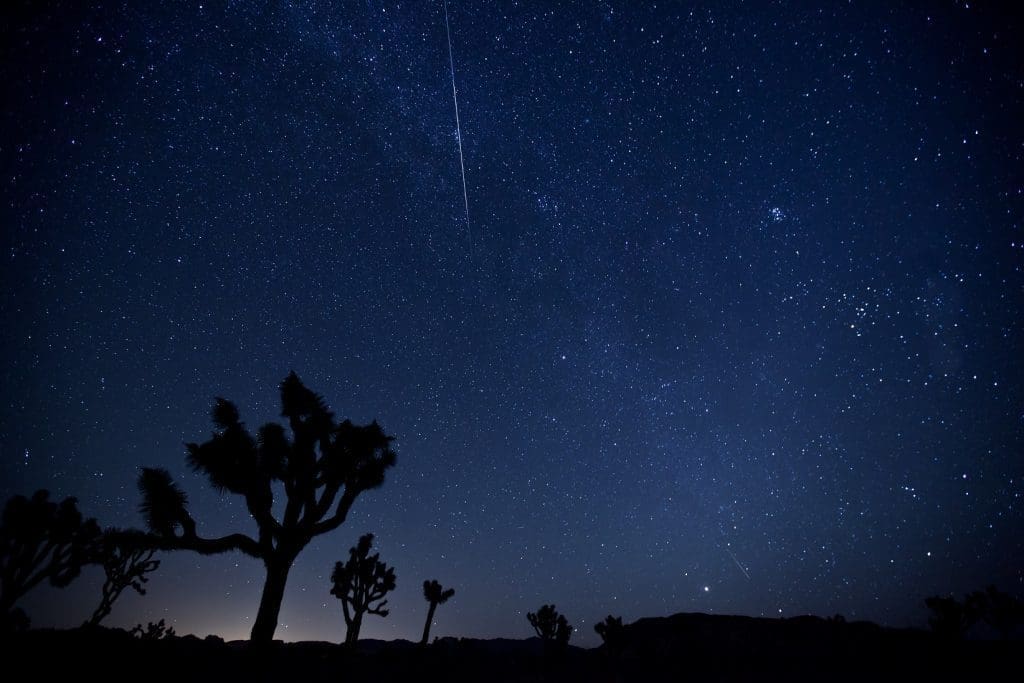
[724,546,751,580]
[443,0,470,239]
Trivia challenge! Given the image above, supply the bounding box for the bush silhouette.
[594,614,624,653]
[527,604,572,646]
[86,529,160,627]
[0,490,101,625]
[420,579,455,645]
[131,618,175,640]
[330,533,396,645]
[137,372,396,642]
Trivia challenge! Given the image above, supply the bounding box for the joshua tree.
[85,530,160,627]
[420,579,455,645]
[330,533,396,645]
[594,614,624,653]
[528,604,572,646]
[137,372,397,642]
[0,490,101,624]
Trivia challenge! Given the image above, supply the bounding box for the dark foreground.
[6,612,1018,682]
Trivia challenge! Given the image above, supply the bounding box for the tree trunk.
[250,557,291,643]
[86,600,111,627]
[420,601,437,645]
[345,610,363,646]
[86,584,117,627]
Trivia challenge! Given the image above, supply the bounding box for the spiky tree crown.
[423,579,455,604]
[528,604,572,645]
[330,533,397,617]
[138,372,396,548]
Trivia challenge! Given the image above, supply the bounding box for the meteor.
[443,0,470,240]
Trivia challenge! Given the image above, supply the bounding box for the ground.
[5,612,1017,682]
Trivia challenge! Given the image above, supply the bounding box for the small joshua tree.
[594,614,624,654]
[0,490,101,625]
[528,604,572,646]
[86,530,161,627]
[420,579,455,645]
[330,534,396,645]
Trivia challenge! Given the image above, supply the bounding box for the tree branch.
[15,542,70,601]
[144,530,262,558]
[245,489,281,536]
[341,594,353,626]
[310,489,357,536]
[308,481,341,528]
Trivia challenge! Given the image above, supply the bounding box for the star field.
[1,1,1021,646]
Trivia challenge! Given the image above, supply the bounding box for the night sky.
[2,1,1022,646]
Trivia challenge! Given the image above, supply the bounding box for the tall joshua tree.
[330,533,396,645]
[137,372,397,643]
[420,579,455,645]
[0,490,101,624]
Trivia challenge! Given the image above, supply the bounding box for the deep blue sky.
[1,1,1021,645]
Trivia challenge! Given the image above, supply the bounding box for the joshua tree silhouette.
[594,614,624,654]
[137,372,396,642]
[0,490,101,626]
[330,533,397,645]
[528,604,572,646]
[86,529,160,627]
[420,579,455,645]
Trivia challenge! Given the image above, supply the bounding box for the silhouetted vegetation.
[136,372,396,642]
[0,490,101,628]
[130,618,175,640]
[4,606,1023,683]
[330,533,396,645]
[527,604,572,646]
[86,530,160,627]
[420,579,455,645]
[594,614,624,654]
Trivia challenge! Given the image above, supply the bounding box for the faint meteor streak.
[443,0,470,238]
[723,545,751,580]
